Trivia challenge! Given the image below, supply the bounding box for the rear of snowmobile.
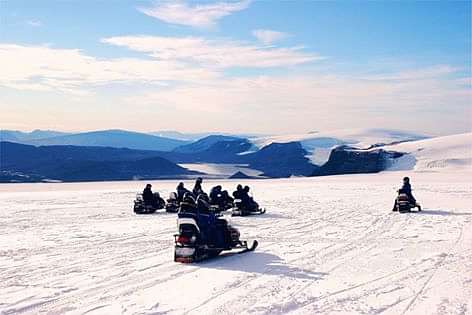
[165,192,180,213]
[133,193,165,214]
[231,199,266,216]
[174,212,257,263]
[393,193,421,213]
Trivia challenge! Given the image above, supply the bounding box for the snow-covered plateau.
[1,167,471,314]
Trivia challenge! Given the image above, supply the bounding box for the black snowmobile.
[174,196,257,263]
[231,198,266,216]
[133,192,165,214]
[209,199,234,214]
[393,192,421,213]
[165,192,180,213]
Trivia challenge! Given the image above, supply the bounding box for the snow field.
[0,171,471,314]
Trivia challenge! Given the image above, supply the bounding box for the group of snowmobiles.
[133,176,421,264]
[133,180,265,217]
[132,178,264,262]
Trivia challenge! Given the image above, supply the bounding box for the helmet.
[403,177,410,182]
[183,192,196,205]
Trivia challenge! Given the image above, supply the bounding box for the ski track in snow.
[0,172,471,315]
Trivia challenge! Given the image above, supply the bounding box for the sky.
[0,0,471,136]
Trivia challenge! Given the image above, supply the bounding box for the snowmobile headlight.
[190,235,197,243]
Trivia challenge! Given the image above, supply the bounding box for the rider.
[233,184,243,200]
[142,183,161,208]
[242,186,259,211]
[209,185,222,205]
[176,182,191,202]
[193,177,204,197]
[210,185,234,209]
[393,177,421,211]
[233,185,258,211]
[143,184,154,204]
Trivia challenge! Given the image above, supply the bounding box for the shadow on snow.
[416,209,472,216]
[199,251,327,280]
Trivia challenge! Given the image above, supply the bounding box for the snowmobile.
[165,192,180,213]
[393,192,421,213]
[133,192,165,214]
[231,199,266,216]
[174,197,258,263]
[208,199,234,214]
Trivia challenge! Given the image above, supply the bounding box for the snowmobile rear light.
[177,235,196,244]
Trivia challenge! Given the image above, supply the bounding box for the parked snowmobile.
[393,192,421,213]
[133,192,165,214]
[174,195,257,263]
[232,199,266,216]
[209,199,234,214]
[165,192,180,213]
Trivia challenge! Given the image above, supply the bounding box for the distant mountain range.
[1,129,189,152]
[1,128,448,183]
[0,142,198,182]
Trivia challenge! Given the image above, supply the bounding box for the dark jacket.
[400,182,416,203]
[177,186,190,202]
[143,187,154,204]
[210,187,221,204]
[193,182,203,197]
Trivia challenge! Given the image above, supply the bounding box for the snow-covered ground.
[1,170,471,314]
[384,133,472,172]
[250,128,428,165]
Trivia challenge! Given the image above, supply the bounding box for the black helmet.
[196,177,203,183]
[197,193,209,203]
[146,184,152,188]
[177,182,184,188]
[243,185,250,192]
[403,177,410,182]
[183,192,195,204]
[237,184,243,190]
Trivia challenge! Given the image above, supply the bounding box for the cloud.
[102,35,323,68]
[252,29,288,45]
[124,68,471,133]
[26,19,42,27]
[0,44,219,94]
[138,0,250,28]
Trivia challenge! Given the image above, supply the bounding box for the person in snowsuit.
[210,185,234,210]
[393,177,421,211]
[242,185,259,211]
[143,184,155,205]
[193,177,204,197]
[232,184,243,199]
[179,192,197,213]
[142,183,163,208]
[233,185,258,211]
[196,193,211,213]
[209,185,222,205]
[176,182,191,202]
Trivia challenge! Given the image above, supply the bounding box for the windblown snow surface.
[384,133,472,172]
[1,165,471,314]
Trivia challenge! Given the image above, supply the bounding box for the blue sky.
[1,0,470,135]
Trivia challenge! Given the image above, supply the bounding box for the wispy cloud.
[138,0,250,28]
[252,29,289,45]
[0,44,219,94]
[102,35,322,68]
[26,19,42,27]
[124,68,471,133]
